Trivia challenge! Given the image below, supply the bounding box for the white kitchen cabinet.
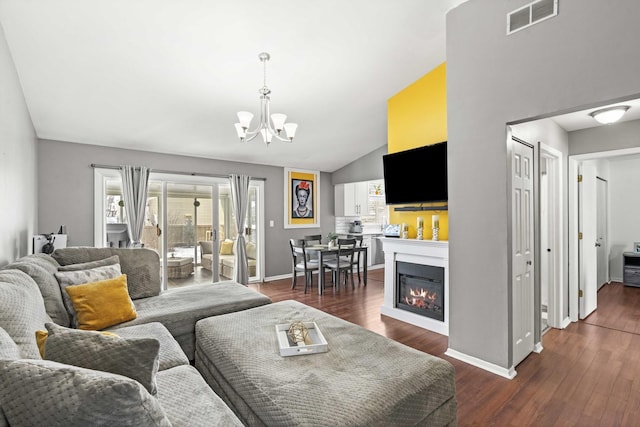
[335,182,369,216]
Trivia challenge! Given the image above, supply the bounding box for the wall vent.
[507,0,558,35]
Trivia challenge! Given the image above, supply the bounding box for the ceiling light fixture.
[589,105,630,125]
[234,52,298,145]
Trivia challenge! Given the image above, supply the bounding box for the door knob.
[595,242,601,247]
[526,260,532,265]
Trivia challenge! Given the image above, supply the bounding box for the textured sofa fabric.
[0,248,265,426]
[43,322,161,395]
[195,300,457,426]
[2,255,69,327]
[0,269,51,359]
[156,365,243,427]
[51,247,271,358]
[112,322,189,371]
[111,281,272,359]
[0,359,172,427]
[53,247,161,299]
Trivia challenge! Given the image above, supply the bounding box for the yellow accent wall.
[387,62,448,240]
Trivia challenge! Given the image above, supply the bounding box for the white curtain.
[229,174,250,285]
[120,165,150,248]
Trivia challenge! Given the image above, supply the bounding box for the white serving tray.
[275,322,328,357]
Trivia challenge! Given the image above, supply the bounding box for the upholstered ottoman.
[167,256,193,279]
[195,300,457,426]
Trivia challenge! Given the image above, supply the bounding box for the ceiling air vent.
[507,0,558,35]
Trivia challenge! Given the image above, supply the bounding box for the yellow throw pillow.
[35,329,118,358]
[65,274,137,331]
[220,239,234,255]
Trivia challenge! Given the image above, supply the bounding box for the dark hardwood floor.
[249,273,640,426]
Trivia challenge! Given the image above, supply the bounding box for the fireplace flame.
[404,287,438,309]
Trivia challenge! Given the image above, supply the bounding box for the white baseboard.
[263,273,292,282]
[444,348,517,379]
[533,342,543,353]
[561,316,572,329]
[611,276,623,283]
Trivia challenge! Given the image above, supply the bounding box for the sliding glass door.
[94,168,264,288]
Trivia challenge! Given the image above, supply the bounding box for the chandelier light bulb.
[259,129,273,144]
[237,111,254,129]
[270,113,287,132]
[283,123,298,140]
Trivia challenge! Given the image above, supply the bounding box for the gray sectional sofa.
[0,248,271,426]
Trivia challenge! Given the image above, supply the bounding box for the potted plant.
[327,232,338,249]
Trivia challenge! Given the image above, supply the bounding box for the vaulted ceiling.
[0,0,468,172]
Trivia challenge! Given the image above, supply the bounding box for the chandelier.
[234,52,298,145]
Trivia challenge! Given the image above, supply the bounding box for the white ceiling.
[0,0,468,172]
[551,98,640,132]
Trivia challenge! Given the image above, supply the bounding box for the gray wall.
[569,119,640,156]
[447,0,640,369]
[0,21,37,266]
[37,139,334,278]
[331,144,386,185]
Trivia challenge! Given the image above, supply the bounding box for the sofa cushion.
[52,248,161,299]
[199,241,213,255]
[0,327,20,360]
[65,274,137,330]
[0,359,171,427]
[109,281,272,360]
[220,239,234,255]
[201,253,213,271]
[0,269,51,359]
[54,264,122,327]
[156,365,243,427]
[57,254,120,272]
[43,322,160,395]
[246,241,257,259]
[2,255,69,327]
[36,329,119,358]
[113,322,189,371]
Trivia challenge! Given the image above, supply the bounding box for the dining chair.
[346,234,364,284]
[289,239,318,293]
[322,238,356,290]
[303,234,323,245]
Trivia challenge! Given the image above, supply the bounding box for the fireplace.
[380,238,448,335]
[396,261,444,322]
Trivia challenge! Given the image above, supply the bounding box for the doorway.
[94,168,264,288]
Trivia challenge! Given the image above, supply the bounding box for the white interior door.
[579,162,598,319]
[596,177,608,290]
[512,139,535,366]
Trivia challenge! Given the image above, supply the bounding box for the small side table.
[623,252,640,287]
[167,257,194,279]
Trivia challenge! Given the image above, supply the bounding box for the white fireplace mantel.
[379,237,449,336]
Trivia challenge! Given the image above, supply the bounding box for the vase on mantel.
[432,228,439,241]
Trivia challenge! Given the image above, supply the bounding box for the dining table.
[303,244,368,295]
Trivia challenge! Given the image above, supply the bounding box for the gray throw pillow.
[54,264,122,327]
[0,359,171,426]
[57,255,120,272]
[43,322,160,395]
[0,327,20,360]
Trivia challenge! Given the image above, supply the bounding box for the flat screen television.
[382,142,447,205]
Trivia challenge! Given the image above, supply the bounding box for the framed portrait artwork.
[284,168,320,229]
